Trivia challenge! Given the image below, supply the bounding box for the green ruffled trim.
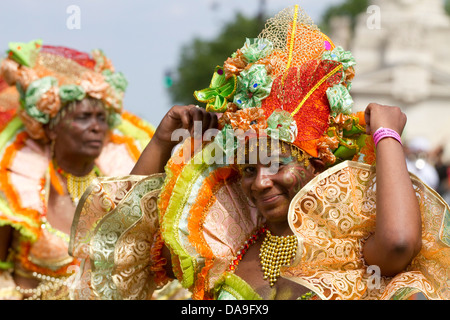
[0,260,14,271]
[160,149,208,289]
[115,117,154,151]
[215,272,262,300]
[0,202,39,243]
[0,117,24,152]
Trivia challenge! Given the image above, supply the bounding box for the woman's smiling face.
[239,147,317,224]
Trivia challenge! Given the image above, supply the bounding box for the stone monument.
[329,0,450,160]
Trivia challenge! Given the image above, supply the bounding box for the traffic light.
[164,70,173,88]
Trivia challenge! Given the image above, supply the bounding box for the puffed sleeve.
[68,173,169,300]
[283,161,450,300]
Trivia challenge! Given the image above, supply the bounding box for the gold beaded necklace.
[52,160,100,206]
[259,230,298,287]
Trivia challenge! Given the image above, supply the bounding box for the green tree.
[445,0,450,15]
[167,13,264,106]
[319,0,369,35]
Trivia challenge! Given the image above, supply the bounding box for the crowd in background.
[404,138,450,204]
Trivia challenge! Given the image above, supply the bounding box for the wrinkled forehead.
[71,97,106,112]
[48,97,107,129]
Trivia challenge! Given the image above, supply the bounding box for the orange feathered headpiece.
[194,5,371,166]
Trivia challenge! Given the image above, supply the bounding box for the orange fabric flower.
[0,59,20,86]
[317,135,339,165]
[36,86,61,118]
[358,135,376,165]
[78,71,109,100]
[92,49,115,73]
[17,66,39,91]
[17,109,47,141]
[223,49,247,79]
[220,107,267,133]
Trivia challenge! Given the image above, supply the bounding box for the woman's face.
[49,98,109,161]
[239,149,317,224]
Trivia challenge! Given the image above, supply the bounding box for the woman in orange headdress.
[0,40,158,300]
[68,6,449,300]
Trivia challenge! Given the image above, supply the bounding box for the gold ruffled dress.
[68,141,449,300]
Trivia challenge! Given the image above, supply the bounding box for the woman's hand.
[364,103,407,136]
[131,105,218,175]
[152,105,218,148]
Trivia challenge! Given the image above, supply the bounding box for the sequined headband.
[0,39,128,140]
[194,5,370,166]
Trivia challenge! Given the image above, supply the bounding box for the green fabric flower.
[59,84,86,102]
[321,46,356,71]
[23,76,58,124]
[266,110,298,143]
[102,69,128,93]
[326,84,354,117]
[194,66,237,113]
[240,38,274,63]
[233,64,272,109]
[214,124,238,155]
[8,39,42,68]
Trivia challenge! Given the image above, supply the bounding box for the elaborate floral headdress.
[0,39,128,140]
[194,5,372,166]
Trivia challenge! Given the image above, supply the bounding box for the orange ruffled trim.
[187,166,240,300]
[15,240,80,277]
[49,161,65,196]
[121,111,155,139]
[149,230,170,288]
[108,111,155,163]
[158,139,193,284]
[109,133,141,162]
[0,131,41,239]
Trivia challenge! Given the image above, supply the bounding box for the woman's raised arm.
[362,103,422,276]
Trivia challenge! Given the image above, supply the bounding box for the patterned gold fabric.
[69,160,449,300]
[68,174,167,300]
[283,161,449,300]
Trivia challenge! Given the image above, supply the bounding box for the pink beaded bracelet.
[373,127,402,147]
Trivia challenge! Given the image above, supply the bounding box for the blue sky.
[0,0,343,126]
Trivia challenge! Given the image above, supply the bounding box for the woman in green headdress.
[0,40,156,300]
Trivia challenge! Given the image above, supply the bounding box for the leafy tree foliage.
[167,13,264,106]
[319,0,369,34]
